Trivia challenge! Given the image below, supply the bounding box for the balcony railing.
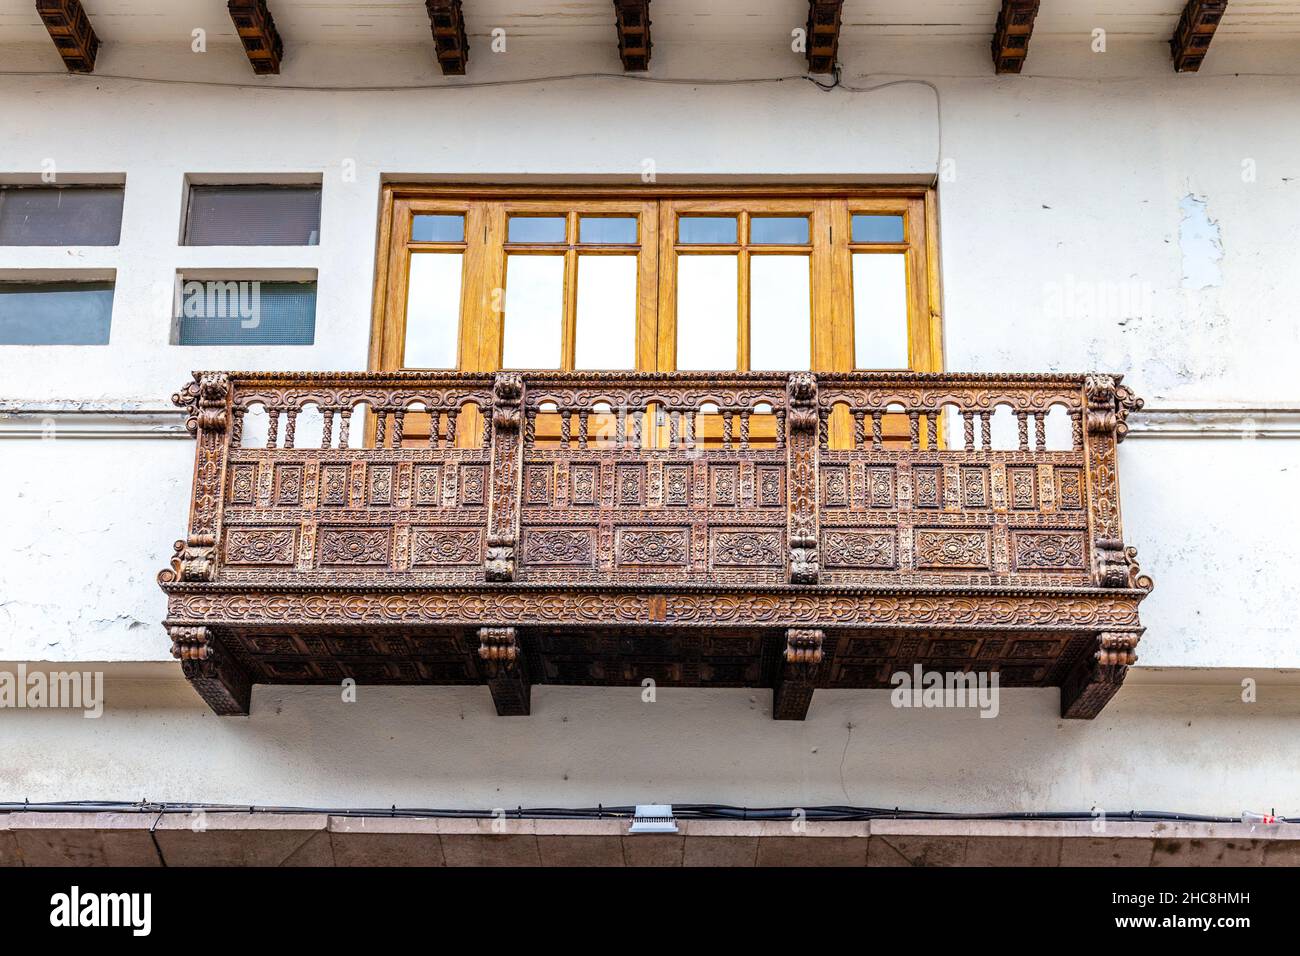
[160,370,1150,720]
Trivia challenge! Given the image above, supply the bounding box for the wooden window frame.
[369,184,943,378]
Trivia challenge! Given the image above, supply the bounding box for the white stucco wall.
[1,674,1297,814]
[1,28,1297,810]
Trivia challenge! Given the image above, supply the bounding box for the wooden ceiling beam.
[35,0,100,74]
[426,0,470,76]
[805,1,843,74]
[613,0,652,72]
[1170,0,1227,73]
[227,0,284,75]
[991,0,1040,74]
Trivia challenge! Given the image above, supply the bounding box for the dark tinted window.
[184,185,321,246]
[0,187,123,246]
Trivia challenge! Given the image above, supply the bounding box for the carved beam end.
[1170,0,1226,73]
[1061,632,1139,718]
[613,0,652,72]
[773,628,824,720]
[227,0,284,75]
[36,0,100,73]
[478,627,531,716]
[426,0,469,75]
[805,1,843,75]
[171,626,252,716]
[991,0,1040,75]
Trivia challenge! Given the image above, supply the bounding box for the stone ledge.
[2,812,1295,867]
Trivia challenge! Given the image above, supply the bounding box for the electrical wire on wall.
[0,67,945,184]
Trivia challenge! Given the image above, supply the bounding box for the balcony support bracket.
[1060,632,1139,719]
[169,626,252,716]
[773,628,824,720]
[478,627,531,716]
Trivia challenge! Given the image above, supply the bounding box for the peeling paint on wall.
[1179,194,1224,290]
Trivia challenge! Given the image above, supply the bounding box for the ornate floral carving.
[712,531,783,567]
[823,530,896,568]
[617,528,689,566]
[916,530,990,569]
[224,528,296,565]
[913,467,941,508]
[411,528,481,566]
[318,528,389,566]
[1013,531,1086,569]
[522,528,594,566]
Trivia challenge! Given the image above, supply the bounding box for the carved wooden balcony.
[160,370,1151,720]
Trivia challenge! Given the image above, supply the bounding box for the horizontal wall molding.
[1125,405,1300,440]
[2,402,1298,440]
[0,404,187,439]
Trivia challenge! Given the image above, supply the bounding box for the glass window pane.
[185,186,321,245]
[579,216,637,245]
[750,216,809,245]
[175,280,317,345]
[678,216,737,244]
[507,216,566,243]
[0,187,123,246]
[502,255,564,368]
[0,281,113,344]
[412,214,465,243]
[575,255,637,370]
[750,255,811,371]
[676,255,738,370]
[403,252,463,367]
[852,253,909,368]
[851,214,905,244]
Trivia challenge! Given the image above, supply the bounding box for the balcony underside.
[162,583,1146,720]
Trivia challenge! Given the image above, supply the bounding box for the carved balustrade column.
[485,372,526,582]
[162,371,232,584]
[785,372,820,584]
[1083,374,1151,591]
